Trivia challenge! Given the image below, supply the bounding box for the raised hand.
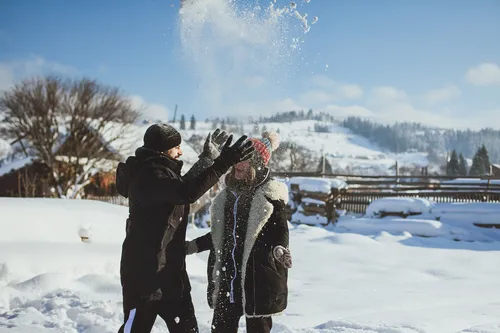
[200,128,229,160]
[212,128,229,147]
[217,134,255,167]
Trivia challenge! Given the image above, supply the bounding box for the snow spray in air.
[177,0,318,116]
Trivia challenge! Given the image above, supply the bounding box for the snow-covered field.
[1,198,500,332]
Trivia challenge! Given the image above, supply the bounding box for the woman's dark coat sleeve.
[268,198,289,249]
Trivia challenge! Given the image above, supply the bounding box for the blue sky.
[0,0,499,129]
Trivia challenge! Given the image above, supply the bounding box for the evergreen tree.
[306,109,313,119]
[220,119,226,131]
[479,144,491,174]
[180,114,186,130]
[446,150,460,176]
[316,155,333,174]
[469,147,487,175]
[458,153,468,176]
[190,114,196,130]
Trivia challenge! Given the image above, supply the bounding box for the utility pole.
[321,145,326,175]
[172,104,178,123]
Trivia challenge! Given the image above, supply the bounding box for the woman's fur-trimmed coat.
[194,177,290,317]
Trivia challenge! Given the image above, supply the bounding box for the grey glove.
[199,128,229,160]
[273,245,292,269]
[185,240,198,255]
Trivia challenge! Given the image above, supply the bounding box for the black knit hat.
[143,123,182,152]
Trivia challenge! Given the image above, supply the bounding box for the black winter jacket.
[116,147,229,311]
[193,170,290,317]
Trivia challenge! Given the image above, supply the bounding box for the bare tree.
[268,141,317,172]
[0,75,140,198]
[18,167,38,197]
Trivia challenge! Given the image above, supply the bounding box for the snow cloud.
[178,0,315,116]
[465,62,500,86]
[422,85,461,104]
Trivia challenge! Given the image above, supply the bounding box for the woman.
[186,131,292,333]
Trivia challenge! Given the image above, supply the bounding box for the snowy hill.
[2,198,500,332]
[176,119,430,175]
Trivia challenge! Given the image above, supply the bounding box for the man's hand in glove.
[273,245,292,269]
[215,134,255,168]
[199,128,229,160]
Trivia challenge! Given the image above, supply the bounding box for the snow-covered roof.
[286,176,348,193]
[440,178,500,186]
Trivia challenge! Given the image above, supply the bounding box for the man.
[115,123,254,333]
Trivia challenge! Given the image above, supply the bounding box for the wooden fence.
[272,171,500,216]
[340,191,500,215]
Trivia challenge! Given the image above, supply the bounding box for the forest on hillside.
[236,111,500,164]
[340,116,500,164]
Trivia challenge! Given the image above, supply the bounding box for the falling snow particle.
[175,317,180,324]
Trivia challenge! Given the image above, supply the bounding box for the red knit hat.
[249,131,281,166]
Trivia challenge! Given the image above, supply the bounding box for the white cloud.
[129,95,170,122]
[298,75,364,106]
[321,104,375,118]
[299,90,334,105]
[365,85,458,125]
[309,75,336,89]
[368,86,408,105]
[422,85,461,104]
[465,62,500,86]
[266,83,492,129]
[337,84,364,100]
[0,56,79,92]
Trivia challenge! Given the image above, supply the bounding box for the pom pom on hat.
[250,130,281,166]
[262,131,281,152]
